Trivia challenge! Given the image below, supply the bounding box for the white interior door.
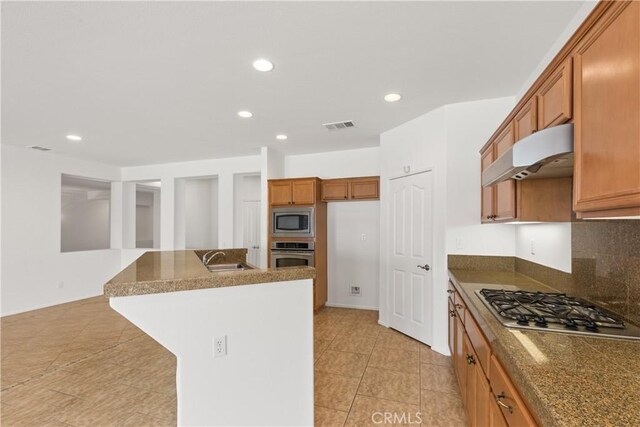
[243,201,261,266]
[388,171,433,345]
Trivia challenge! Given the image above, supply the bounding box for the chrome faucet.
[202,251,226,266]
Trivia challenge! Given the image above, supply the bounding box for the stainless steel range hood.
[482,123,574,187]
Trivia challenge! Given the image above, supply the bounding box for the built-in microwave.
[271,207,315,238]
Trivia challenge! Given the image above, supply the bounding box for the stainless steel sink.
[206,263,252,273]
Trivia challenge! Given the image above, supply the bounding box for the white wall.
[515,223,572,273]
[120,154,261,268]
[379,97,515,355]
[233,174,261,248]
[285,147,381,310]
[1,145,122,315]
[185,178,219,249]
[444,98,517,256]
[135,189,154,248]
[61,190,111,252]
[110,278,314,426]
[260,147,285,268]
[515,1,599,100]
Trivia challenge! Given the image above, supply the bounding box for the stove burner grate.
[479,289,626,331]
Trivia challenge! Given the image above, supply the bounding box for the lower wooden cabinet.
[448,282,538,427]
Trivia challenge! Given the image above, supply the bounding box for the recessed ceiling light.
[252,58,274,72]
[237,111,253,118]
[66,134,82,141]
[276,134,288,141]
[384,93,402,103]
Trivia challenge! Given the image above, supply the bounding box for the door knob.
[417,264,430,271]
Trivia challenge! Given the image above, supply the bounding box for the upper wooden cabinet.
[321,179,349,201]
[480,147,495,222]
[321,176,380,202]
[537,58,573,130]
[493,124,517,221]
[573,1,640,218]
[514,97,538,141]
[269,178,318,206]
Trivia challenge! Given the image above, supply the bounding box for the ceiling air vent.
[323,120,355,131]
[28,146,52,152]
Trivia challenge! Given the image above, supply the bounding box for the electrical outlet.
[530,240,536,255]
[455,238,464,249]
[350,286,361,296]
[213,336,227,358]
[57,281,64,289]
[361,233,367,241]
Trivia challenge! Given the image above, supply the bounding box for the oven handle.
[271,251,314,256]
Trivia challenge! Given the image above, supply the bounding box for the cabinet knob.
[455,303,463,309]
[446,289,454,294]
[466,354,476,365]
[449,310,457,318]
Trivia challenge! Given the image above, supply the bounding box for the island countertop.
[449,269,640,427]
[104,249,316,297]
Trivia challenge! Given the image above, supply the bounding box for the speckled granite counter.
[104,249,316,297]
[449,269,640,427]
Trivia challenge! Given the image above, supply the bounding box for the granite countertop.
[448,269,640,427]
[104,249,316,297]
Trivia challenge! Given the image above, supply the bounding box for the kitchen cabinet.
[514,98,538,142]
[320,176,380,202]
[573,1,640,218]
[268,178,317,206]
[321,179,349,201]
[480,147,495,223]
[449,281,538,427]
[537,58,572,130]
[350,177,379,199]
[492,124,517,221]
[490,355,537,427]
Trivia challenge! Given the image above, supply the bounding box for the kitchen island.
[448,267,640,427]
[104,249,316,427]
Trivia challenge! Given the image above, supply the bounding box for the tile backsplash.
[570,220,640,325]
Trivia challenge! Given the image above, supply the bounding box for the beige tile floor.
[1,297,467,426]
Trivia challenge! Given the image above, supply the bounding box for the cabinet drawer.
[465,312,490,377]
[490,355,537,427]
[453,293,466,325]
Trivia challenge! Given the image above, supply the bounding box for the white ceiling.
[2,1,586,167]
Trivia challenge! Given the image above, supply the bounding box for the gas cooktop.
[477,289,640,340]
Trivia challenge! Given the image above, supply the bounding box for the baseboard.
[377,319,389,328]
[325,302,380,311]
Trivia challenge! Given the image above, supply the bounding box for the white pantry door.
[243,201,261,266]
[388,171,434,345]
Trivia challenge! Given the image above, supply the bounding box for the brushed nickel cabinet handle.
[496,393,514,414]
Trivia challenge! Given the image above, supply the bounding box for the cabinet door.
[490,355,537,427]
[454,316,467,396]
[493,124,517,220]
[474,364,491,427]
[574,1,640,216]
[490,397,509,427]
[448,298,456,356]
[464,334,477,427]
[270,181,292,206]
[321,180,349,201]
[537,58,573,129]
[350,177,380,200]
[514,97,538,141]
[291,180,315,205]
[480,147,494,223]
